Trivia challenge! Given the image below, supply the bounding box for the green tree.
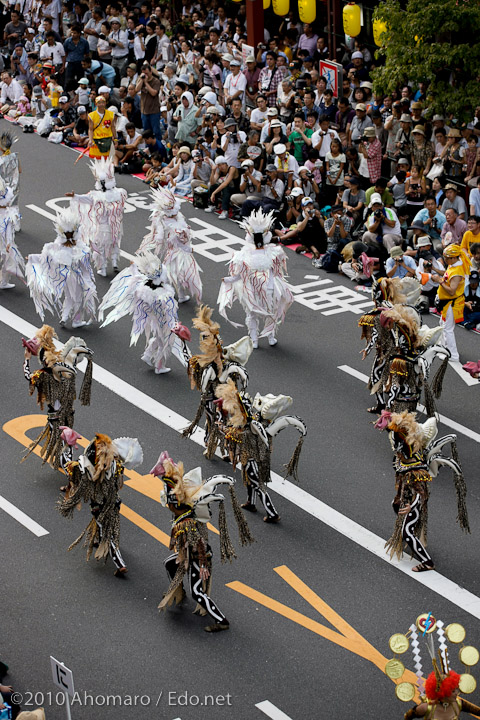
[371,0,480,122]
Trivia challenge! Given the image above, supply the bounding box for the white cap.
[222,53,234,62]
[198,86,210,96]
[204,91,217,105]
[160,105,168,111]
[215,156,227,166]
[298,166,309,173]
[58,95,69,103]
[26,27,35,33]
[98,85,110,94]
[77,105,86,113]
[241,159,254,167]
[352,51,363,59]
[267,108,278,116]
[108,105,118,115]
[78,77,89,85]
[301,196,314,206]
[291,187,304,197]
[273,143,286,155]
[230,58,241,66]
[369,192,383,207]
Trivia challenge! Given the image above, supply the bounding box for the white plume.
[89,157,116,189]
[240,209,275,245]
[150,186,180,215]
[54,207,81,238]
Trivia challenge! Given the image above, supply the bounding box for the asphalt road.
[1,123,480,720]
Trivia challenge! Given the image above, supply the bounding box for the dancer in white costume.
[217,210,293,348]
[0,131,21,231]
[26,208,97,328]
[137,187,202,304]
[0,176,24,289]
[67,158,127,277]
[98,252,188,374]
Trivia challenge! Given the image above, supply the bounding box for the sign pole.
[64,690,72,720]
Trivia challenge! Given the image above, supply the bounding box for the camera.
[260,176,268,185]
[285,194,295,202]
[374,209,384,219]
[229,132,238,142]
[193,157,201,163]
[98,32,106,39]
[257,43,266,49]
[295,79,307,91]
[424,261,433,270]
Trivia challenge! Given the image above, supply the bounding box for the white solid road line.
[0,495,49,537]
[256,701,293,720]
[338,364,480,444]
[2,305,480,619]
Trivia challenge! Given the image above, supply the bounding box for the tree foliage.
[371,0,480,122]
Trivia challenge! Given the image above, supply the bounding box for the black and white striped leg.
[245,459,278,519]
[164,552,179,580]
[96,519,127,570]
[401,495,433,566]
[370,357,386,409]
[190,560,227,624]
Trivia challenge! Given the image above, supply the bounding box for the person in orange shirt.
[431,244,471,362]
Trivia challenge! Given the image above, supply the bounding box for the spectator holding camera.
[311,115,340,163]
[221,118,246,168]
[325,138,346,206]
[296,165,319,201]
[273,143,299,193]
[237,129,265,172]
[191,148,215,190]
[230,158,262,211]
[258,51,283,107]
[363,193,403,251]
[206,155,239,219]
[347,103,373,146]
[386,245,417,278]
[413,236,445,309]
[277,196,326,261]
[242,163,285,214]
[320,204,353,270]
[358,126,382,184]
[412,194,446,242]
[342,176,365,226]
[135,61,162,140]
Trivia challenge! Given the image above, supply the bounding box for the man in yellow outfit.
[432,244,471,362]
[88,95,116,159]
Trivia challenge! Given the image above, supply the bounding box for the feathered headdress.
[35,325,61,367]
[191,304,222,369]
[388,410,437,452]
[135,252,168,285]
[89,157,116,190]
[112,437,143,469]
[380,304,421,346]
[215,378,247,428]
[0,130,17,153]
[54,208,81,241]
[150,186,180,216]
[240,209,275,247]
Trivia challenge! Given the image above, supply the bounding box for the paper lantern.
[298,0,316,23]
[272,0,289,16]
[373,18,387,46]
[263,0,271,8]
[343,2,361,37]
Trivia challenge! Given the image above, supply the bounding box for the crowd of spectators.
[0,0,479,320]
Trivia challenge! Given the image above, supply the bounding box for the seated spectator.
[144,153,164,186]
[250,93,269,132]
[169,145,193,195]
[386,245,417,278]
[260,107,287,143]
[461,215,480,254]
[311,114,339,162]
[295,165,320,201]
[365,177,394,208]
[273,142,299,193]
[431,175,446,209]
[441,207,468,245]
[0,679,22,718]
[441,183,467,219]
[413,235,445,309]
[237,129,265,172]
[277,185,304,230]
[469,177,480,217]
[342,176,365,226]
[412,194,446,243]
[221,117,246,168]
[319,204,353,270]
[363,193,402,251]
[288,112,313,164]
[114,121,144,165]
[469,242,480,272]
[277,196,326,261]
[241,163,285,217]
[462,270,480,330]
[65,105,89,146]
[205,155,239,219]
[340,240,379,283]
[0,71,23,111]
[230,158,262,211]
[52,95,77,138]
[388,169,407,211]
[190,148,215,190]
[264,119,288,159]
[404,164,427,221]
[347,102,373,146]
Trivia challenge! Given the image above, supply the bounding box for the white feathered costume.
[98,252,186,374]
[0,131,20,230]
[71,158,128,276]
[0,177,24,289]
[26,208,97,327]
[217,210,293,347]
[137,187,202,303]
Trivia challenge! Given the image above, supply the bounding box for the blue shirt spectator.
[386,248,417,278]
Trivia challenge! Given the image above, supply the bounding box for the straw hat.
[178,146,191,155]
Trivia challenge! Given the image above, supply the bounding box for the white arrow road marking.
[338,364,480,444]
[2,306,480,618]
[0,495,49,537]
[256,701,293,719]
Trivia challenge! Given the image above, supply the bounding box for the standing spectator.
[441,183,467,219]
[63,25,90,91]
[173,90,199,146]
[325,138,346,206]
[277,78,295,125]
[108,18,129,80]
[250,94,268,133]
[83,5,104,56]
[40,31,66,73]
[297,23,318,56]
[335,97,355,147]
[358,126,382,184]
[223,58,247,109]
[311,115,340,162]
[258,51,283,107]
[220,117,246,168]
[404,164,426,221]
[288,112,312,164]
[410,124,433,175]
[394,113,413,162]
[135,61,162,141]
[440,128,464,182]
[4,10,27,54]
[469,177,480,217]
[342,176,365,226]
[243,55,260,110]
[152,24,171,68]
[40,0,63,34]
[347,103,373,146]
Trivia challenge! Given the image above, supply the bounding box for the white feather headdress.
[240,209,275,245]
[135,251,168,285]
[54,208,81,240]
[150,187,180,216]
[89,157,116,190]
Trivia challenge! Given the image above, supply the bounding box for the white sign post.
[50,656,74,720]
